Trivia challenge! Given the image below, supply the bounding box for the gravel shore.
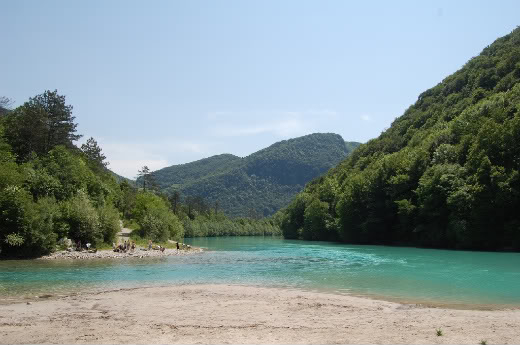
[38,247,203,260]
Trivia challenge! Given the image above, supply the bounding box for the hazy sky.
[1,1,519,178]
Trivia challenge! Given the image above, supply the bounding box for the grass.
[95,242,114,250]
[480,340,487,345]
[436,328,443,336]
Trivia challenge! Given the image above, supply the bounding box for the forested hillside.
[0,91,184,257]
[149,134,360,217]
[280,28,520,251]
[152,154,241,190]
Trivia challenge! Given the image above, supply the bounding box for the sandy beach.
[0,284,519,344]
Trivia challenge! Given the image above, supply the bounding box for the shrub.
[132,192,184,242]
[0,187,58,257]
[97,204,120,244]
[61,190,102,245]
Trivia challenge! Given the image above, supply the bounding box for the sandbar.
[0,284,519,344]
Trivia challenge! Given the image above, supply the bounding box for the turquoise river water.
[1,237,520,308]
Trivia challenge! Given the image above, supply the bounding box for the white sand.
[0,284,519,344]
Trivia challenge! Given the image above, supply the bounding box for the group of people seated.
[113,240,136,253]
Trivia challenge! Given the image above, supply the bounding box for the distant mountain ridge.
[151,133,360,217]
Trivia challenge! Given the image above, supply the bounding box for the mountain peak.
[152,133,360,217]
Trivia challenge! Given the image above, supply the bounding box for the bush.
[0,187,58,257]
[61,190,102,245]
[132,191,184,242]
[138,207,183,242]
[97,204,120,244]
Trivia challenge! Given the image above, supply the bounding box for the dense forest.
[147,134,360,217]
[279,28,520,251]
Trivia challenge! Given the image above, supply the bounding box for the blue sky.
[1,1,519,178]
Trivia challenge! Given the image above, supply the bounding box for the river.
[1,236,519,308]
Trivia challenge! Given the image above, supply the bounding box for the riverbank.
[38,247,202,260]
[0,284,518,344]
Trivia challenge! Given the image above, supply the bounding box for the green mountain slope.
[280,27,520,251]
[151,133,360,217]
[153,154,241,190]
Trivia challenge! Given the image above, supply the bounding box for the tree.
[34,90,81,151]
[81,137,108,168]
[137,166,151,191]
[4,90,81,161]
[185,195,196,220]
[302,198,330,240]
[168,190,181,214]
[0,96,12,115]
[118,180,137,218]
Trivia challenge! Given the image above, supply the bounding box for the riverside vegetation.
[279,28,520,251]
[0,92,182,258]
[0,92,281,258]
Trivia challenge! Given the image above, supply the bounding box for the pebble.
[37,247,202,260]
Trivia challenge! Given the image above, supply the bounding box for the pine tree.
[81,137,108,168]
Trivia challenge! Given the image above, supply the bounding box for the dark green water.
[1,237,520,308]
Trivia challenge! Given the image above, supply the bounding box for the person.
[160,246,165,253]
[131,241,136,252]
[76,240,82,251]
[148,240,152,250]
[86,243,91,250]
[176,242,180,250]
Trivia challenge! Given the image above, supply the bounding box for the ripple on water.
[1,237,520,309]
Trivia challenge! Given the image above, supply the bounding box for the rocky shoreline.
[38,247,203,260]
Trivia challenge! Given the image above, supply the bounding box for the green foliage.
[280,193,309,239]
[0,187,58,257]
[97,204,120,243]
[61,190,103,245]
[183,213,281,237]
[131,192,184,242]
[149,134,360,217]
[0,91,125,257]
[436,328,443,336]
[81,137,108,169]
[280,28,520,251]
[117,180,137,218]
[3,90,80,162]
[4,233,24,247]
[303,197,331,240]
